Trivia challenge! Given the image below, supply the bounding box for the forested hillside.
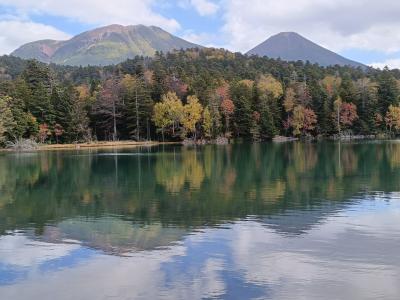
[1,48,400,146]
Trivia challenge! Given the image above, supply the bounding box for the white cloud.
[190,0,219,16]
[0,229,227,300]
[0,234,79,267]
[371,59,400,70]
[182,31,219,47]
[0,20,71,55]
[0,0,180,32]
[219,0,400,54]
[2,0,400,67]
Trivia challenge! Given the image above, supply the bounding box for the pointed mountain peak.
[247,32,365,68]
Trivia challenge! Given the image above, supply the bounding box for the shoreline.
[40,140,159,151]
[1,136,398,153]
[1,140,180,152]
[39,140,185,151]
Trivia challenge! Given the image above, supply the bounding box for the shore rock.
[273,136,299,143]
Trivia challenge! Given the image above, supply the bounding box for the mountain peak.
[276,32,301,37]
[11,24,201,66]
[247,32,365,68]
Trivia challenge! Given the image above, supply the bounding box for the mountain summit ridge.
[247,32,365,68]
[11,24,201,66]
[12,26,366,68]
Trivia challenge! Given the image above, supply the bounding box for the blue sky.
[1,0,400,69]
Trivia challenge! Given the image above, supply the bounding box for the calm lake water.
[0,142,400,300]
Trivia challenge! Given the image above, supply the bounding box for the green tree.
[377,67,399,115]
[120,74,154,141]
[231,81,253,137]
[92,78,124,141]
[0,96,15,144]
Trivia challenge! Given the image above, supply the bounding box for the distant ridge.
[247,32,365,68]
[11,24,201,66]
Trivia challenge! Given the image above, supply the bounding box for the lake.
[0,142,399,300]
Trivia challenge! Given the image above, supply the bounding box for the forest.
[1,48,400,146]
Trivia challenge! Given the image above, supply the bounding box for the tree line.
[0,48,400,146]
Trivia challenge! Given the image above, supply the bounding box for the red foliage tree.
[167,75,188,98]
[252,111,261,122]
[216,83,230,101]
[220,98,235,137]
[303,108,318,132]
[340,102,358,127]
[38,124,51,144]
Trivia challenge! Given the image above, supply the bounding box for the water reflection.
[0,142,400,299]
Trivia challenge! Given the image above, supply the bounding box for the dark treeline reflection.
[1,142,400,241]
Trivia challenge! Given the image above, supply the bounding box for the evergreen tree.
[120,75,154,141]
[231,81,253,137]
[377,67,400,115]
[0,96,15,144]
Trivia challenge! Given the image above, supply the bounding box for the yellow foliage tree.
[182,95,203,139]
[291,105,317,136]
[257,74,283,99]
[385,105,400,133]
[152,101,170,142]
[163,92,184,135]
[283,87,296,113]
[238,79,254,89]
[76,84,91,102]
[321,75,342,98]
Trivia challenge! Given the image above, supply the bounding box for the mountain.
[11,24,201,66]
[247,32,365,68]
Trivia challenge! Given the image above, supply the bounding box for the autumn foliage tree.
[152,92,184,141]
[333,97,358,134]
[257,74,283,99]
[38,124,51,144]
[291,106,317,136]
[3,47,400,146]
[385,105,400,133]
[181,95,203,139]
[220,98,235,138]
[340,102,359,128]
[164,92,183,136]
[152,100,170,142]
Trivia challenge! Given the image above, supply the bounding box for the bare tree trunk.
[225,117,230,137]
[147,118,150,141]
[135,87,140,141]
[112,99,117,141]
